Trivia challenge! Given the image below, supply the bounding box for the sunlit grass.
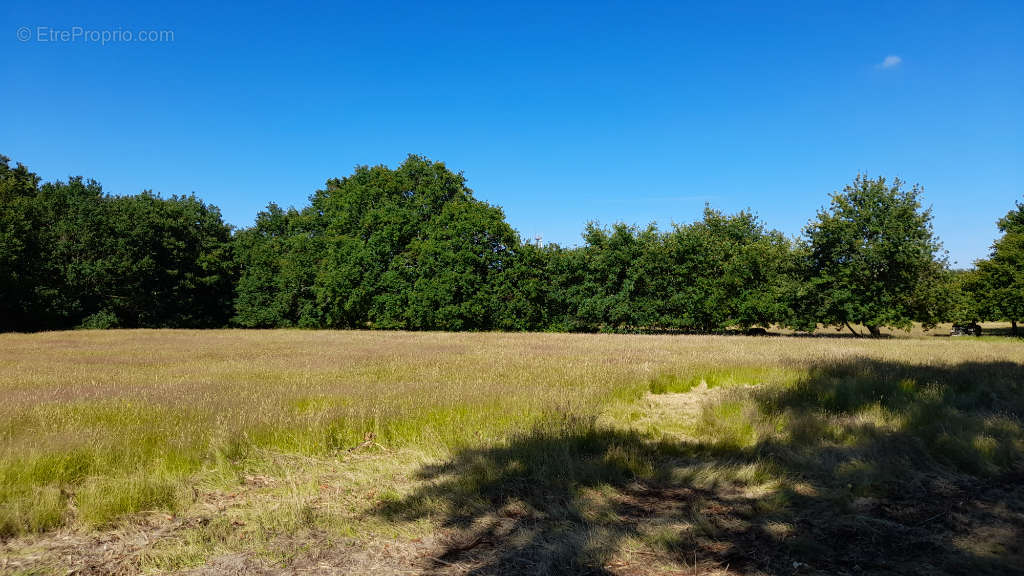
[1,329,1022,574]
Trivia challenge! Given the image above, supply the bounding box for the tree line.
[1,154,1020,335]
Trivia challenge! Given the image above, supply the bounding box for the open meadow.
[1,329,1022,575]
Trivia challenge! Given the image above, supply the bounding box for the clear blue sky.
[3,1,1021,267]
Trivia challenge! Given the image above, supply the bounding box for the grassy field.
[1,329,1022,575]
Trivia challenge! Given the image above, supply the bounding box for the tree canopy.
[233,156,520,331]
[1,154,1018,337]
[801,175,945,336]
[0,156,234,331]
[972,199,1024,334]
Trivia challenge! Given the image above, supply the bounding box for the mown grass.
[1,329,1022,574]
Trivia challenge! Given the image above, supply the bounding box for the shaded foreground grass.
[1,330,1022,574]
[383,359,1024,574]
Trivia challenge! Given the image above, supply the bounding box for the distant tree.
[663,207,796,332]
[998,200,1024,235]
[0,156,42,331]
[974,199,1024,335]
[541,245,590,331]
[377,200,516,330]
[100,192,235,328]
[938,268,984,325]
[803,175,945,336]
[1,155,235,331]
[552,207,795,333]
[30,176,110,328]
[489,242,557,331]
[233,204,321,327]
[781,241,820,332]
[569,222,659,331]
[235,155,521,331]
[311,160,428,329]
[31,184,236,329]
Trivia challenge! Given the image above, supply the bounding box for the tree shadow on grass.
[974,325,1023,338]
[375,360,1024,575]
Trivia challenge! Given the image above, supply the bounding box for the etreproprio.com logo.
[17,26,174,45]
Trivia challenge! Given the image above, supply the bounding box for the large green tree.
[32,185,236,329]
[26,176,110,328]
[569,222,660,331]
[0,156,42,331]
[489,241,561,331]
[378,199,518,330]
[0,155,235,330]
[234,155,521,331]
[803,175,945,336]
[232,204,322,327]
[549,207,796,333]
[100,192,236,328]
[662,207,796,332]
[974,199,1024,335]
[938,268,985,326]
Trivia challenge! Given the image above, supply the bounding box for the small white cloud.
[878,55,902,69]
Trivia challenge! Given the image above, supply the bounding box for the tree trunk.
[1013,320,1018,337]
[866,325,882,338]
[845,322,861,337]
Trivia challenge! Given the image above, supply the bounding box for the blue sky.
[3,1,1021,267]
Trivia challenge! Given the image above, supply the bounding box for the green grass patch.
[649,365,804,394]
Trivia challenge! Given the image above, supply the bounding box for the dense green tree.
[998,200,1024,235]
[974,199,1024,335]
[28,176,110,328]
[537,245,589,331]
[549,208,795,333]
[310,161,427,328]
[802,175,945,336]
[9,153,1017,338]
[568,222,659,331]
[379,199,518,330]
[234,155,521,331]
[0,156,42,331]
[0,155,234,330]
[100,192,236,328]
[489,242,560,331]
[233,204,322,327]
[31,185,236,329]
[941,268,985,325]
[326,156,518,330]
[662,207,796,332]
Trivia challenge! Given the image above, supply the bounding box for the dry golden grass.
[1,329,1022,575]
